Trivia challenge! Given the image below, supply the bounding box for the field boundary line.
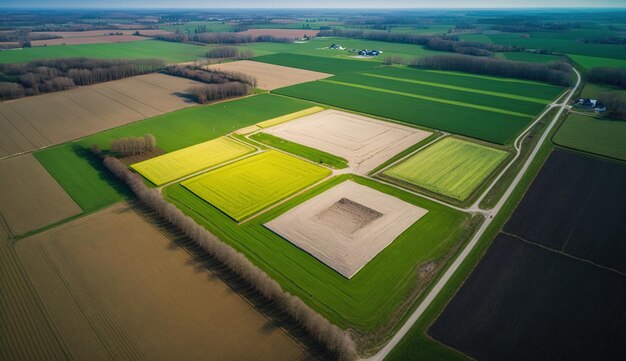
[361,73,550,104]
[501,231,626,278]
[321,80,535,118]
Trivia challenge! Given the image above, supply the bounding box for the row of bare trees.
[206,46,254,60]
[154,32,292,45]
[0,58,165,99]
[163,65,256,87]
[412,54,572,86]
[110,134,157,156]
[186,83,252,104]
[101,156,357,360]
[598,93,626,120]
[586,67,626,89]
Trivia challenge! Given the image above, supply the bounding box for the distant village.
[329,43,382,56]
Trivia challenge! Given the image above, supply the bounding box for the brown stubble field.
[0,73,202,159]
[207,60,332,90]
[0,154,81,236]
[15,203,311,361]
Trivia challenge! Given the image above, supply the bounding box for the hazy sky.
[3,0,626,8]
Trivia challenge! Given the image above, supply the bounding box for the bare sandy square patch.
[263,109,431,174]
[207,60,332,90]
[265,180,427,278]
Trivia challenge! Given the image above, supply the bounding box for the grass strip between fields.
[256,106,325,128]
[420,69,554,85]
[361,73,550,104]
[249,133,348,169]
[321,80,534,118]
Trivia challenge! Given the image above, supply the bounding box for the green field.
[182,150,330,221]
[501,52,563,63]
[250,133,348,169]
[242,37,444,62]
[553,113,626,161]
[383,137,509,201]
[131,137,255,186]
[164,174,475,331]
[568,54,626,70]
[581,83,626,100]
[0,40,208,64]
[35,94,314,211]
[275,82,529,144]
[253,53,381,74]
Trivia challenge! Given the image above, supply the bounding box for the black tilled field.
[504,149,626,273]
[429,149,626,361]
[429,234,626,361]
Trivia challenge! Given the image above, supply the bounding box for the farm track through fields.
[362,68,581,361]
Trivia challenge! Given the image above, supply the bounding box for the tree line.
[101,155,357,361]
[317,28,515,57]
[109,134,157,156]
[154,32,292,45]
[0,58,165,99]
[586,67,626,89]
[411,54,572,86]
[206,46,254,60]
[597,93,626,120]
[162,65,256,104]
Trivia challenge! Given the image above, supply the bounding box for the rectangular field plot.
[182,150,331,221]
[207,60,332,90]
[264,109,431,174]
[131,137,255,185]
[15,203,308,361]
[383,137,508,201]
[265,180,427,278]
[256,106,324,128]
[553,113,626,161]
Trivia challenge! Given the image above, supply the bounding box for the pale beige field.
[264,109,432,174]
[0,154,81,236]
[207,60,332,90]
[0,73,201,159]
[16,203,311,361]
[265,180,427,278]
[31,35,147,46]
[238,29,320,38]
[0,222,68,361]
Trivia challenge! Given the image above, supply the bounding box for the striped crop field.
[131,137,255,186]
[182,150,331,221]
[383,137,509,201]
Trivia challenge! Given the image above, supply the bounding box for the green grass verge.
[163,174,475,334]
[249,132,348,169]
[383,137,509,201]
[553,113,626,161]
[34,94,315,211]
[274,80,531,144]
[0,40,208,64]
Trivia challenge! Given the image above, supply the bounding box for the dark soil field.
[504,149,626,273]
[428,149,626,361]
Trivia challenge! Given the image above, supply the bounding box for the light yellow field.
[183,150,331,221]
[256,106,324,128]
[131,136,255,185]
[15,203,310,361]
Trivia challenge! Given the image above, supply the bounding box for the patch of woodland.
[100,154,358,361]
[0,57,165,100]
[154,32,293,45]
[206,46,254,60]
[92,133,158,158]
[584,67,626,120]
[410,54,573,86]
[163,65,256,104]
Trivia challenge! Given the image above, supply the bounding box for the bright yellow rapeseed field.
[256,106,324,128]
[131,137,254,185]
[182,150,331,221]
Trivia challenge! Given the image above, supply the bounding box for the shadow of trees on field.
[130,200,330,361]
[71,144,134,200]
